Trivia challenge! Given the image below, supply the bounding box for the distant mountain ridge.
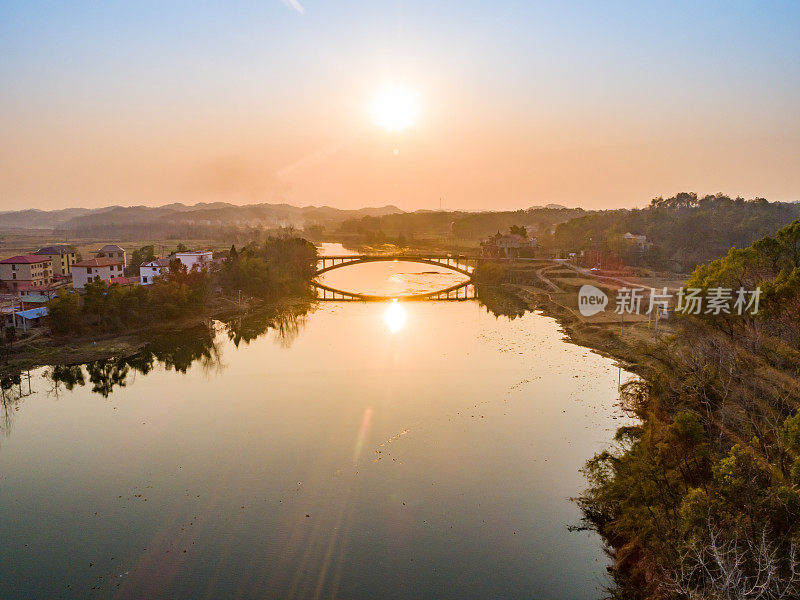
[0,202,404,231]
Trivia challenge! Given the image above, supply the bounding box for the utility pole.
[19,294,26,333]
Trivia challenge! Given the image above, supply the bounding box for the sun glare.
[384,299,407,333]
[369,83,420,132]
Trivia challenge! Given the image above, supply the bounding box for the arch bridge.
[312,254,480,301]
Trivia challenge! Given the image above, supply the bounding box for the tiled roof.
[0,254,50,264]
[98,244,125,252]
[109,276,138,285]
[36,245,74,255]
[73,258,124,267]
[141,258,171,267]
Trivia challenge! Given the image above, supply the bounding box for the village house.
[623,232,649,249]
[96,244,127,265]
[35,245,76,276]
[480,234,538,258]
[139,257,171,285]
[3,306,49,329]
[71,257,125,289]
[0,255,53,292]
[175,251,214,270]
[139,251,214,285]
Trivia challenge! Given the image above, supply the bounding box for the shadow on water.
[39,302,313,401]
[475,284,532,320]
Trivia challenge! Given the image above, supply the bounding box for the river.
[0,244,629,599]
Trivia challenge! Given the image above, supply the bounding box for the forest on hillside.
[578,221,800,599]
[554,193,800,271]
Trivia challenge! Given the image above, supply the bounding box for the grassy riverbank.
[477,260,684,371]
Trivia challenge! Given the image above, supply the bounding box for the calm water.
[0,251,629,599]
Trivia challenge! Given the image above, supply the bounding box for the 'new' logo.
[578,285,608,316]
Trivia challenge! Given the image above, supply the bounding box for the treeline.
[578,221,800,599]
[555,193,800,271]
[56,222,291,245]
[337,207,584,243]
[46,235,317,336]
[219,236,317,300]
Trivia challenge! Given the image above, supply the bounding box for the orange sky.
[2,2,799,211]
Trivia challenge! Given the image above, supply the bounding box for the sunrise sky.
[2,1,799,211]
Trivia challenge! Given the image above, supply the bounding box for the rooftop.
[36,245,75,255]
[73,257,124,268]
[141,258,171,267]
[9,307,49,320]
[0,254,51,264]
[109,276,138,285]
[97,244,125,253]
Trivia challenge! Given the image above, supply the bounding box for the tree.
[126,245,156,276]
[4,326,16,353]
[509,225,527,238]
[46,291,83,335]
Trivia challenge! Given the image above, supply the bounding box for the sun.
[369,83,420,132]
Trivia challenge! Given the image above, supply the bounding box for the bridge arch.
[313,254,477,278]
[312,254,479,301]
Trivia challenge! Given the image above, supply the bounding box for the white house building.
[139,251,214,285]
[139,258,171,285]
[623,232,650,251]
[72,257,125,289]
[175,251,213,270]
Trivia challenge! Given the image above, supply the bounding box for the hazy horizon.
[2,1,800,212]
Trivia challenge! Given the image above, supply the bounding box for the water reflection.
[475,284,530,320]
[36,305,311,399]
[225,301,310,348]
[0,284,631,600]
[383,299,407,333]
[28,289,527,401]
[0,374,29,442]
[10,287,526,410]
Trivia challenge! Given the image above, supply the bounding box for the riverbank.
[487,260,685,374]
[0,295,313,377]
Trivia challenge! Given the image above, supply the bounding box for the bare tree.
[669,518,800,600]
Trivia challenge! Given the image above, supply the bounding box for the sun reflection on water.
[383,299,407,333]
